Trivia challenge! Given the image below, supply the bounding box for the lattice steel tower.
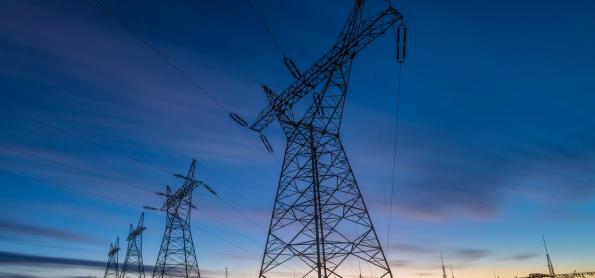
[152,160,217,278]
[441,252,447,278]
[104,237,120,278]
[121,213,146,278]
[234,1,406,277]
[543,236,555,276]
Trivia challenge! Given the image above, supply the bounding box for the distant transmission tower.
[152,159,217,278]
[441,252,447,278]
[543,236,555,276]
[121,213,146,278]
[231,1,406,277]
[103,237,120,278]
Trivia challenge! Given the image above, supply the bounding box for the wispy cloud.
[496,253,538,261]
[451,248,493,261]
[0,251,106,270]
[391,243,433,254]
[0,251,222,277]
[390,259,412,267]
[0,219,100,244]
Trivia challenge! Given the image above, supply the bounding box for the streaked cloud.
[497,253,538,261]
[451,248,493,261]
[0,219,100,244]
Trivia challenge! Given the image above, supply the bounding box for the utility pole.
[121,213,146,278]
[152,160,217,278]
[232,1,406,277]
[103,237,120,278]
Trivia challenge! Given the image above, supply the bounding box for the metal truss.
[152,160,215,278]
[121,213,146,278]
[104,237,120,278]
[244,1,406,277]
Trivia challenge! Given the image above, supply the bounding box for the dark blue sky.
[1,0,594,277]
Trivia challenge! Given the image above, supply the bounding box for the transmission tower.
[104,237,120,278]
[152,159,217,278]
[231,1,406,277]
[514,238,595,278]
[441,252,447,278]
[543,236,555,276]
[121,213,146,278]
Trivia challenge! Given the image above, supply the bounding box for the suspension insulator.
[283,57,302,79]
[260,133,274,153]
[229,113,248,127]
[396,24,407,64]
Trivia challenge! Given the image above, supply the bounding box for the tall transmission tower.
[152,159,217,278]
[121,213,147,278]
[104,237,120,278]
[543,236,555,276]
[232,1,406,277]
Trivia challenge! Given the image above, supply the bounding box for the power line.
[93,0,276,159]
[370,43,390,237]
[0,105,270,234]
[245,0,287,58]
[0,169,145,210]
[0,144,155,194]
[386,62,404,258]
[0,168,262,258]
[0,106,268,238]
[0,135,270,251]
[0,105,173,176]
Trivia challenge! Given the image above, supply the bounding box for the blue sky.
[1,0,595,277]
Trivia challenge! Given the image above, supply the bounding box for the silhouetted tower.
[449,264,454,278]
[152,159,217,278]
[121,213,146,278]
[232,1,406,277]
[104,237,120,278]
[543,236,555,276]
[441,252,447,278]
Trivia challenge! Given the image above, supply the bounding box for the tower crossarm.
[160,174,216,210]
[127,226,146,241]
[108,244,119,257]
[249,5,403,132]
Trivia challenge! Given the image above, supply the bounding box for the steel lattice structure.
[543,237,555,277]
[104,237,120,278]
[516,238,595,278]
[441,252,447,278]
[153,160,216,278]
[121,213,146,278]
[240,1,406,277]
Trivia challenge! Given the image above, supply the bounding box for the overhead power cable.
[245,0,287,58]
[386,62,404,258]
[0,168,261,258]
[0,101,271,234]
[93,0,276,159]
[0,144,155,194]
[0,105,173,176]
[0,132,267,234]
